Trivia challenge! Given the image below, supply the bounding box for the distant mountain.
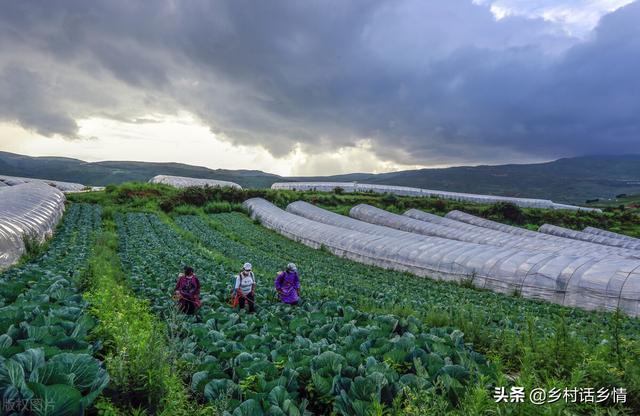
[293,155,640,204]
[2,151,640,204]
[0,151,281,189]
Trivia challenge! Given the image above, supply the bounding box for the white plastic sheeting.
[0,183,66,269]
[65,186,106,193]
[244,198,640,316]
[445,210,640,257]
[349,204,639,259]
[404,209,640,258]
[583,227,640,243]
[447,210,553,237]
[273,182,355,193]
[0,175,86,192]
[539,224,640,251]
[149,175,242,189]
[271,181,601,212]
[290,201,625,259]
[287,201,425,242]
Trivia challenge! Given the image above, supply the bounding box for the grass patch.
[82,219,212,415]
[16,232,50,266]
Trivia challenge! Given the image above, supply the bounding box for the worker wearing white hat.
[233,262,256,313]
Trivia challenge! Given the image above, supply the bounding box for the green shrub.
[172,204,200,216]
[486,202,525,224]
[22,232,46,260]
[203,201,244,214]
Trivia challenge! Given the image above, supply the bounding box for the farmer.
[233,262,256,313]
[174,266,201,315]
[275,263,301,305]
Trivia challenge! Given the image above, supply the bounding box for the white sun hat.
[243,262,252,271]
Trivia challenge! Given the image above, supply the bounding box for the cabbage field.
[116,212,495,415]
[0,204,108,414]
[1,183,638,415]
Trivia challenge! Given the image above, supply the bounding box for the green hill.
[297,155,640,204]
[0,151,281,189]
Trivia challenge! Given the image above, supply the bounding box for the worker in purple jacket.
[275,263,301,305]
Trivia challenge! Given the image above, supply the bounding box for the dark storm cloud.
[0,66,79,137]
[0,0,638,164]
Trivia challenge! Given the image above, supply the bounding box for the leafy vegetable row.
[0,204,108,414]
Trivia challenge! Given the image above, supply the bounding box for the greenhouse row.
[287,201,426,242]
[351,204,639,259]
[408,209,640,255]
[448,210,556,237]
[270,181,601,212]
[149,174,242,189]
[584,226,640,243]
[411,209,640,256]
[445,210,640,256]
[0,183,66,269]
[289,200,635,259]
[244,198,640,317]
[0,174,87,192]
[540,223,640,250]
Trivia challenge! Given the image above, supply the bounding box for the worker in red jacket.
[174,266,201,315]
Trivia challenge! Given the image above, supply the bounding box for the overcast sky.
[0,0,638,176]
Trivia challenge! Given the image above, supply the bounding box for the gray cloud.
[0,66,78,137]
[0,0,638,166]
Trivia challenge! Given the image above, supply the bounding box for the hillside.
[297,155,640,204]
[0,151,281,189]
[2,151,640,203]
